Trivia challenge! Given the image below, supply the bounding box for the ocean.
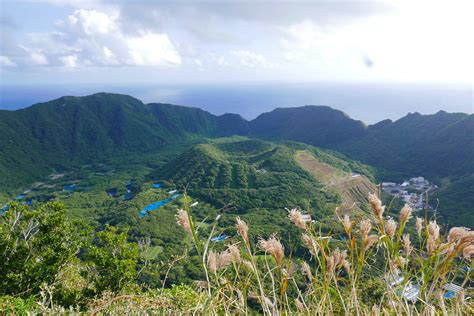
[0,82,472,124]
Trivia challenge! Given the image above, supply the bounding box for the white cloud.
[216,56,229,67]
[46,0,102,7]
[5,8,181,69]
[59,9,181,68]
[126,32,181,66]
[60,54,78,68]
[232,50,275,68]
[281,20,321,52]
[278,2,474,82]
[102,46,113,58]
[3,0,472,84]
[280,20,341,66]
[0,55,17,67]
[194,59,203,67]
[67,9,117,35]
[30,52,49,65]
[101,46,117,65]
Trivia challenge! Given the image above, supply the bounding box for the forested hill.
[148,102,250,137]
[338,111,474,178]
[1,92,472,191]
[0,93,248,189]
[248,106,473,179]
[249,106,367,147]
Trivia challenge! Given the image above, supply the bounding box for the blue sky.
[0,0,473,85]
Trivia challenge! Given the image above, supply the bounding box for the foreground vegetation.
[1,193,472,314]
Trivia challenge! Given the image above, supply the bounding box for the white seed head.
[288,208,307,229]
[447,227,469,243]
[360,219,372,240]
[176,209,192,237]
[416,217,423,236]
[386,218,397,239]
[428,221,440,240]
[399,204,412,224]
[235,216,249,243]
[402,234,412,256]
[258,236,284,265]
[364,234,379,252]
[368,193,385,221]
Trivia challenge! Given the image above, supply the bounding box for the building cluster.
[381,176,438,210]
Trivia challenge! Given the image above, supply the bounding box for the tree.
[0,202,80,297]
[87,225,139,293]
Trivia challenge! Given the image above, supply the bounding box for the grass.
[2,192,473,314]
[167,193,473,315]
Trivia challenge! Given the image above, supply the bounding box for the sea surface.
[0,82,472,124]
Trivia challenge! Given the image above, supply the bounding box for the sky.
[1,0,473,86]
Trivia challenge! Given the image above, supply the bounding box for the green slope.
[250,105,367,147]
[434,175,474,228]
[154,138,375,223]
[338,111,474,179]
[246,106,473,226]
[148,103,249,137]
[248,105,472,179]
[3,93,471,185]
[0,93,248,191]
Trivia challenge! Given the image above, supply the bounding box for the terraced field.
[296,150,377,214]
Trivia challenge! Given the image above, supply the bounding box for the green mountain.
[342,111,474,230]
[248,106,473,180]
[155,139,329,212]
[1,94,471,314]
[153,138,375,234]
[246,106,473,226]
[148,103,249,137]
[339,111,474,179]
[3,93,471,186]
[0,93,248,191]
[250,105,367,147]
[434,175,474,228]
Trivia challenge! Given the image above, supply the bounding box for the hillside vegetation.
[0,136,376,288]
[434,175,474,228]
[0,93,247,191]
[154,139,375,219]
[2,93,472,189]
[249,105,367,147]
[1,194,472,314]
[1,92,472,228]
[339,111,474,179]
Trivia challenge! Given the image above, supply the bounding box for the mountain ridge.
[1,92,472,191]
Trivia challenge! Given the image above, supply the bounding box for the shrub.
[86,225,139,294]
[0,202,80,299]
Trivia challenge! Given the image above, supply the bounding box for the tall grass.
[7,193,472,314]
[173,192,473,315]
